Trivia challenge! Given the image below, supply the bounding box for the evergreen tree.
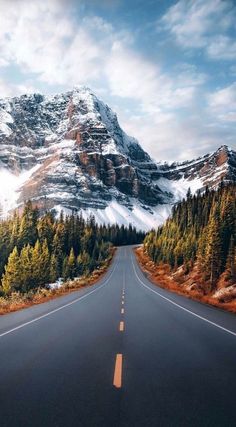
[63,248,76,280]
[49,253,58,283]
[31,239,42,287]
[0,201,144,294]
[204,207,222,288]
[144,183,236,291]
[19,201,38,248]
[20,244,33,292]
[225,235,236,283]
[1,247,21,294]
[40,239,50,284]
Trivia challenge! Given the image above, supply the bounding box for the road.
[0,246,236,427]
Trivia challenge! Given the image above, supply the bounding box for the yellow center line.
[113,354,123,388]
[119,321,124,332]
[121,308,124,314]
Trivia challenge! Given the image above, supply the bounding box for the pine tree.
[40,240,50,285]
[204,207,222,289]
[77,251,90,276]
[225,235,235,283]
[64,248,76,279]
[0,200,143,294]
[49,254,58,283]
[20,244,33,292]
[19,201,38,247]
[31,239,42,287]
[1,247,21,294]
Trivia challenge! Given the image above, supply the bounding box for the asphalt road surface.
[0,246,236,427]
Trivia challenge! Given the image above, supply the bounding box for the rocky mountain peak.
[0,87,169,228]
[0,87,235,230]
[160,144,235,189]
[213,144,231,165]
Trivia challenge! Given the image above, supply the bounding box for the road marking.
[119,321,124,331]
[122,301,124,305]
[113,354,123,388]
[121,308,124,314]
[0,259,119,339]
[132,256,236,338]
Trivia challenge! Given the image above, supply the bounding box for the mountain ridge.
[0,87,235,229]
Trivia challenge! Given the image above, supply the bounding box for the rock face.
[159,145,236,188]
[0,86,235,229]
[0,87,167,216]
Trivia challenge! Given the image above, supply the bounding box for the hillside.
[143,183,236,308]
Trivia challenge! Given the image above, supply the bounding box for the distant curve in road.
[0,246,236,427]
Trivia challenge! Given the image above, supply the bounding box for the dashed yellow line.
[119,321,124,332]
[113,354,123,388]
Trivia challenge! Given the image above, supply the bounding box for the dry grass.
[135,247,236,314]
[0,249,115,315]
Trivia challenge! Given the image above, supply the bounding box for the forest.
[144,183,236,292]
[0,201,144,295]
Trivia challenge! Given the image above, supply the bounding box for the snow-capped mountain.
[0,87,235,230]
[159,145,236,188]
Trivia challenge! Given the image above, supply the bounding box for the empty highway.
[0,246,236,427]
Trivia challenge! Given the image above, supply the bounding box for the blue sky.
[0,0,235,161]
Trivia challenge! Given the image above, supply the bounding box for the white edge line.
[0,259,118,339]
[131,256,236,338]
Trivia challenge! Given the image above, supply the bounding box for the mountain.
[0,87,235,230]
[159,145,236,188]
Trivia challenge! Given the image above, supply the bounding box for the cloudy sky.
[0,0,235,161]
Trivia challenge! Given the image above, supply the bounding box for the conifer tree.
[20,244,33,292]
[19,201,38,248]
[64,248,76,280]
[2,247,21,294]
[49,253,58,283]
[77,251,90,275]
[40,239,50,284]
[31,239,42,287]
[204,207,222,288]
[225,235,235,283]
[0,201,144,294]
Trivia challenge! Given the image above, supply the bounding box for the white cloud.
[0,0,110,88]
[118,108,230,162]
[0,78,36,98]
[0,0,234,162]
[207,35,236,60]
[105,44,200,115]
[161,0,236,60]
[208,82,236,122]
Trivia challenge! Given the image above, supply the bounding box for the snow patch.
[54,200,173,231]
[0,108,13,137]
[157,176,204,200]
[0,165,40,216]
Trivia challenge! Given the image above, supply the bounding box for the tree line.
[0,201,145,295]
[144,184,236,291]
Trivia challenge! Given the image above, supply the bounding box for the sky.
[0,0,235,161]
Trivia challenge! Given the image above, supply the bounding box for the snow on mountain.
[0,86,235,229]
[159,145,236,189]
